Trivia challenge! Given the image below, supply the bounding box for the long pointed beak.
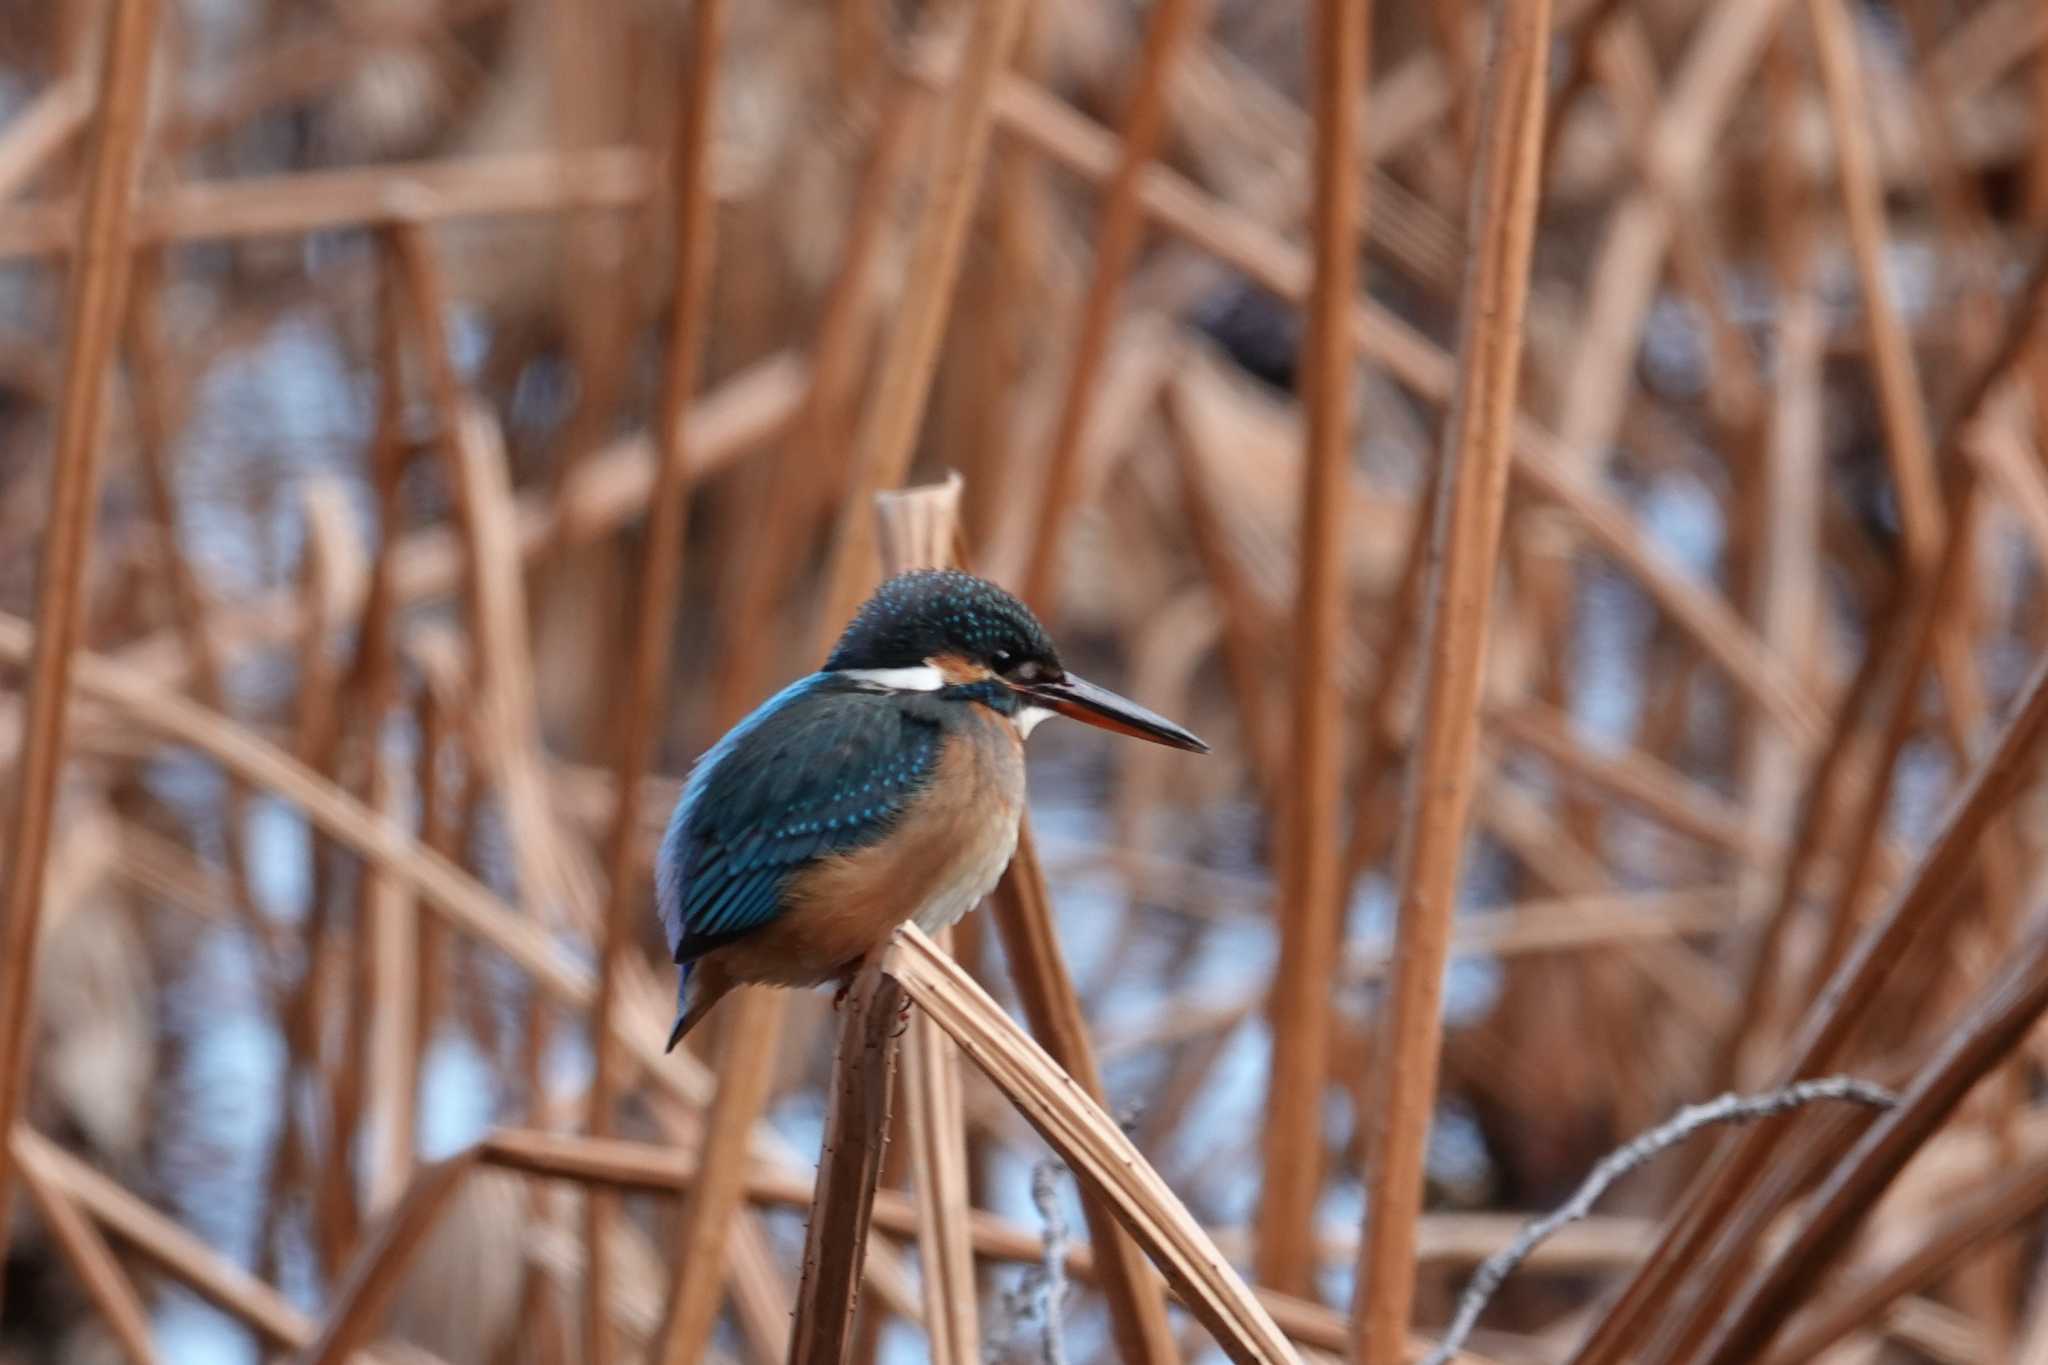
[1021,673,1210,753]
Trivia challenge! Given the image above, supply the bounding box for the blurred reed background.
[2,0,2048,1362]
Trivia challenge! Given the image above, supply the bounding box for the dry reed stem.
[0,145,655,258]
[360,758,419,1220]
[1698,914,2048,1363]
[586,2,727,1357]
[1019,0,1210,614]
[0,75,90,200]
[1254,0,1367,1299]
[306,1154,479,1364]
[986,826,1181,1361]
[1490,705,1771,857]
[888,926,1299,1365]
[1355,0,1552,1357]
[0,0,159,1297]
[788,956,907,1364]
[12,1134,161,1365]
[815,0,1028,636]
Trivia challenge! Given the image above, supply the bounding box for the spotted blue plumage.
[656,673,944,965]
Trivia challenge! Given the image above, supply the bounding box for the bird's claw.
[890,1001,913,1038]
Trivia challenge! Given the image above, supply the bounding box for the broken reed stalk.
[874,477,980,1364]
[1254,0,1367,1299]
[1355,0,1553,1358]
[788,957,908,1364]
[887,926,1299,1365]
[587,0,728,1359]
[1422,1077,1900,1365]
[1019,0,1210,615]
[0,0,160,1300]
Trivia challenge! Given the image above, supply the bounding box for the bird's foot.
[831,980,852,1012]
[891,1001,913,1038]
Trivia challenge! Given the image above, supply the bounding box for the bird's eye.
[992,649,1014,669]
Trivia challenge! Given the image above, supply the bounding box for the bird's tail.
[664,962,733,1052]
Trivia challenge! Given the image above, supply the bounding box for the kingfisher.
[658,568,1208,1049]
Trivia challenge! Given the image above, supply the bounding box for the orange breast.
[704,706,1026,988]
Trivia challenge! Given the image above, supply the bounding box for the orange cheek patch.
[929,653,990,685]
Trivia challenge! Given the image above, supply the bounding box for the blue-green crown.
[825,569,1060,676]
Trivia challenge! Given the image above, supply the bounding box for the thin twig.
[1423,1078,1900,1365]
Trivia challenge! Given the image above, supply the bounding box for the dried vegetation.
[2,0,2048,1362]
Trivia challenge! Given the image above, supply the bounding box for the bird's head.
[825,569,1209,753]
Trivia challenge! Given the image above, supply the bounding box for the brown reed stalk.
[0,144,655,260]
[1018,0,1209,616]
[584,1,727,1358]
[1491,704,1770,857]
[1354,0,1553,1357]
[788,956,908,1364]
[1253,0,1368,1299]
[0,0,159,1298]
[0,75,90,198]
[306,1154,481,1364]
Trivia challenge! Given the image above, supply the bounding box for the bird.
[657,568,1208,1049]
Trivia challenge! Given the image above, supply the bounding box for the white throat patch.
[839,664,946,692]
[1014,704,1055,738]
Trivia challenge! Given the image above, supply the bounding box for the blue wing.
[656,673,943,963]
